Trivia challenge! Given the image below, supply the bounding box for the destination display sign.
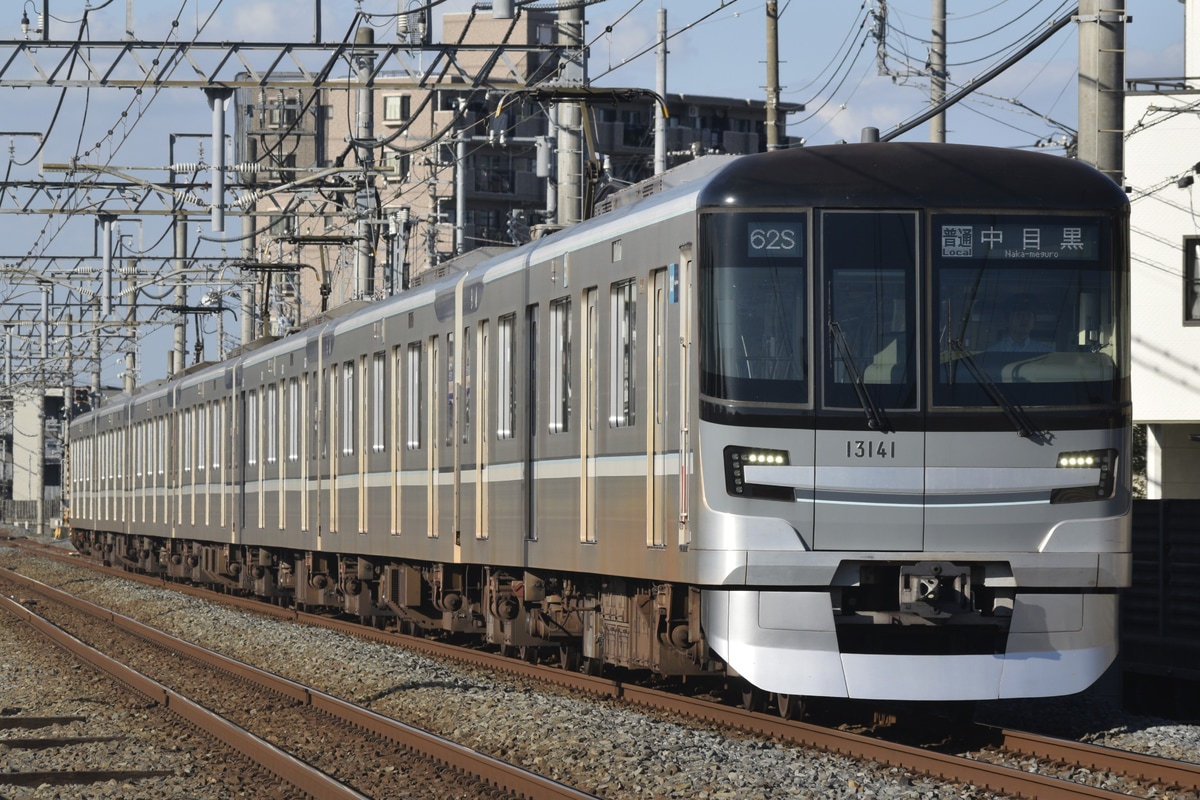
[746,221,804,258]
[936,217,1100,261]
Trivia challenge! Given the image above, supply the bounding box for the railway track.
[7,537,1200,800]
[0,564,598,800]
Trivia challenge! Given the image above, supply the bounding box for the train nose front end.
[690,145,1130,703]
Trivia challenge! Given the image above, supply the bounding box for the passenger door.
[814,211,924,551]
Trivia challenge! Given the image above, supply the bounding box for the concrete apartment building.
[232,11,775,336]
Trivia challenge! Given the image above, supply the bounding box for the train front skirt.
[702,589,1118,700]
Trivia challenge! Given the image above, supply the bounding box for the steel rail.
[0,587,371,800]
[10,540,1194,800]
[998,727,1200,793]
[0,565,599,800]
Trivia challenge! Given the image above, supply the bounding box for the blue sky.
[0,0,1189,385]
[64,0,1187,150]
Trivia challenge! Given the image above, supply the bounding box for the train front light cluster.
[724,446,794,501]
[1051,448,1118,504]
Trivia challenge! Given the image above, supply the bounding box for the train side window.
[549,296,572,434]
[610,279,636,427]
[497,313,515,439]
[406,342,422,449]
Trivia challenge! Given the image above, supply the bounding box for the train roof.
[71,143,1128,426]
[695,142,1129,211]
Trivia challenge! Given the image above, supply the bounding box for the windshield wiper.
[829,319,888,431]
[947,338,1046,440]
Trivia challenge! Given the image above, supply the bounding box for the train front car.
[693,143,1130,702]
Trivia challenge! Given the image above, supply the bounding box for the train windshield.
[699,212,808,404]
[934,213,1124,407]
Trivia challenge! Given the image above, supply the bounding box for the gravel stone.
[4,536,1197,800]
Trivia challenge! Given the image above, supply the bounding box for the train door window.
[462,327,472,444]
[583,288,598,544]
[359,354,368,534]
[287,377,300,462]
[212,398,223,470]
[342,361,355,456]
[526,304,538,542]
[215,399,225,527]
[326,365,337,462]
[549,297,572,434]
[477,321,489,541]
[197,403,207,475]
[372,352,386,453]
[134,422,143,479]
[610,279,637,428]
[527,305,538,441]
[359,355,369,460]
[497,313,515,439]
[406,342,422,449]
[201,404,210,526]
[267,383,278,465]
[247,390,259,466]
[1184,236,1200,325]
[183,409,193,476]
[392,345,404,535]
[428,335,440,539]
[301,374,311,530]
[446,332,455,447]
[821,211,918,411]
[316,370,326,461]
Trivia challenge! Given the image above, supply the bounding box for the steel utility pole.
[655,8,667,173]
[930,0,947,142]
[556,2,585,224]
[765,1,782,150]
[1077,0,1126,184]
[354,27,377,299]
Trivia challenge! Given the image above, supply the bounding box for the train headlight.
[1051,448,1118,504]
[724,446,794,501]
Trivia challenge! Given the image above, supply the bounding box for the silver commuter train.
[68,142,1131,712]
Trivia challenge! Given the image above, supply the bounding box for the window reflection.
[935,214,1119,406]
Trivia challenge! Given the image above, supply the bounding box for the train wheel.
[518,645,539,664]
[583,657,603,677]
[776,693,805,721]
[739,682,765,713]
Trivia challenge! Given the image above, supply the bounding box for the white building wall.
[1127,77,1200,496]
[11,387,43,503]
